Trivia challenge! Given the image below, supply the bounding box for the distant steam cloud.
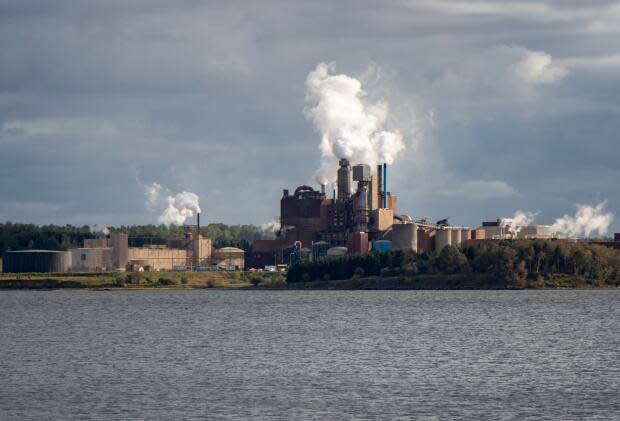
[305,62,405,184]
[500,211,535,237]
[90,224,110,236]
[142,181,201,226]
[551,202,613,238]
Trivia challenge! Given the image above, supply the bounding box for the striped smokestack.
[383,163,387,208]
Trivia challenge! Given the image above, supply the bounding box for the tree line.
[286,240,620,287]
[0,222,274,252]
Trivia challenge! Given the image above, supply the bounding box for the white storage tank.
[326,246,348,257]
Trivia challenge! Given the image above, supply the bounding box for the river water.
[0,290,618,420]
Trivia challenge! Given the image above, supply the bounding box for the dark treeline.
[0,222,274,252]
[287,240,620,287]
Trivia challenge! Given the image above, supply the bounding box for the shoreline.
[1,272,618,291]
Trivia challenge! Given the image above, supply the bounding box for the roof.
[4,249,68,253]
[215,247,245,253]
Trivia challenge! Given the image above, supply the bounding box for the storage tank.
[312,241,330,260]
[450,229,462,247]
[372,240,393,253]
[435,230,452,252]
[2,250,71,273]
[327,246,348,257]
[461,229,472,242]
[392,223,418,251]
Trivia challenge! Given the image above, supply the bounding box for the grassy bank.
[284,273,617,290]
[1,271,615,290]
[0,271,286,290]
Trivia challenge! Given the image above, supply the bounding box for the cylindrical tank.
[299,247,311,261]
[2,250,71,273]
[337,159,352,202]
[435,230,452,252]
[450,229,462,247]
[372,240,393,253]
[461,229,472,242]
[327,246,348,257]
[392,223,418,251]
[312,241,330,260]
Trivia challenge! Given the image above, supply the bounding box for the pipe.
[383,163,387,208]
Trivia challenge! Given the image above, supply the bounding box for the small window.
[81,254,87,261]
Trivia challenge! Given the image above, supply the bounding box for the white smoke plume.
[500,211,536,238]
[260,219,281,239]
[90,224,110,236]
[551,202,614,238]
[158,191,201,226]
[305,62,405,184]
[144,182,163,210]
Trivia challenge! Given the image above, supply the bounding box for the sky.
[1,0,619,234]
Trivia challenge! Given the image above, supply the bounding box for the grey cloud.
[0,0,619,234]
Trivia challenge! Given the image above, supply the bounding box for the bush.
[158,277,178,286]
[180,275,189,285]
[114,275,126,288]
[353,267,365,279]
[249,276,262,287]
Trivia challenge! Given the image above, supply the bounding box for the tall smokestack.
[377,164,383,208]
[194,212,201,271]
[321,184,325,195]
[383,163,387,208]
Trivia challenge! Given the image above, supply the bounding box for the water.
[0,290,618,420]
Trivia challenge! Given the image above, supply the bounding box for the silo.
[111,233,128,270]
[435,230,452,252]
[461,229,472,242]
[2,250,71,273]
[327,246,348,257]
[337,159,352,202]
[392,223,418,251]
[450,229,462,247]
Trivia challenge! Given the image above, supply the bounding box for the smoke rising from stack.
[502,202,614,239]
[158,192,201,226]
[551,202,613,238]
[304,62,405,184]
[142,182,202,226]
[500,211,535,237]
[90,224,110,236]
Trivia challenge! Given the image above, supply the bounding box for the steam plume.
[500,211,535,237]
[144,182,163,210]
[90,224,110,236]
[305,62,405,183]
[551,202,614,238]
[158,191,201,226]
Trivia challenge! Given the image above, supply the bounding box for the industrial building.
[477,220,556,240]
[1,216,246,273]
[249,160,479,267]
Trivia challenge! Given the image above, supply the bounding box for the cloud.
[440,180,518,200]
[514,51,568,84]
